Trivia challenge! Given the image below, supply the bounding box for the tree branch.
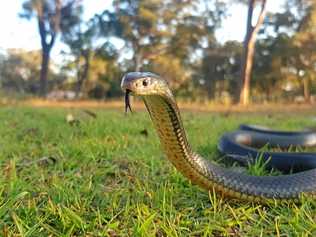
[36,3,48,49]
[250,0,267,41]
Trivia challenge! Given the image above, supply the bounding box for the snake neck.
[143,95,192,157]
[143,95,211,184]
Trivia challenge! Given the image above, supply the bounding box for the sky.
[0,0,285,62]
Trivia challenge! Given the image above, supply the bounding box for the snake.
[219,125,316,172]
[121,71,316,202]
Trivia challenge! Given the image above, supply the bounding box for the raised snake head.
[121,72,173,112]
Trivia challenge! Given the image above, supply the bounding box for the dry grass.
[17,98,316,114]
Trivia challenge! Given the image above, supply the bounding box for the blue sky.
[0,0,284,62]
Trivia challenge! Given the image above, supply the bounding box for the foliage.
[291,0,316,101]
[201,41,242,100]
[0,49,44,94]
[147,54,190,90]
[12,0,316,102]
[256,0,316,102]
[86,51,122,99]
[0,49,70,96]
[98,0,169,71]
[251,35,292,101]
[61,10,96,97]
[96,0,226,98]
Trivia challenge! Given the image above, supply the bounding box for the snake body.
[121,72,316,202]
[219,128,316,172]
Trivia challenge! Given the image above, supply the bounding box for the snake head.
[121,72,172,108]
[121,72,170,96]
[121,72,173,112]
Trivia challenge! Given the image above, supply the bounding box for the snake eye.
[142,79,149,87]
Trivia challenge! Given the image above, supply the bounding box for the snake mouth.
[125,89,133,113]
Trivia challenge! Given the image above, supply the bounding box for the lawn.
[0,106,316,236]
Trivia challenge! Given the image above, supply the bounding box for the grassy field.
[0,105,316,236]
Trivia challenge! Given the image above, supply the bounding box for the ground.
[0,104,315,236]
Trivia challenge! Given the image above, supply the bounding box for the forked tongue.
[125,89,133,113]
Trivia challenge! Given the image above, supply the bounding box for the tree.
[99,0,172,72]
[20,0,81,97]
[251,35,294,101]
[62,15,97,97]
[201,41,242,100]
[239,0,267,105]
[90,47,122,98]
[99,0,225,95]
[265,0,316,102]
[291,0,316,102]
[0,49,45,93]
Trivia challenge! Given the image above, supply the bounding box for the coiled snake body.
[121,72,316,202]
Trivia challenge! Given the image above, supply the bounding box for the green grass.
[0,106,316,236]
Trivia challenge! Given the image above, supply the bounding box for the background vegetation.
[0,0,315,104]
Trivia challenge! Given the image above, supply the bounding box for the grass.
[0,106,316,236]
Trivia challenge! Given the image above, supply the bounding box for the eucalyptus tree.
[20,0,82,96]
[239,0,268,105]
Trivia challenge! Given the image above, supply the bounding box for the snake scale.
[121,71,316,202]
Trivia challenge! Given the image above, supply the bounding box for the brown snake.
[121,72,316,202]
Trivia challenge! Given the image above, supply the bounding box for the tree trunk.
[303,77,311,103]
[134,54,142,72]
[206,76,216,99]
[75,50,91,98]
[36,1,60,97]
[75,77,83,98]
[239,0,267,105]
[39,49,50,97]
[239,40,255,105]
